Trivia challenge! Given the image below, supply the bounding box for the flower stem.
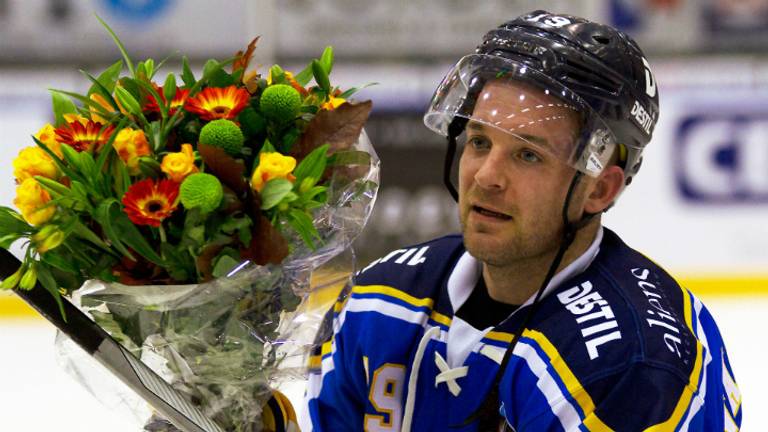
[158,224,167,243]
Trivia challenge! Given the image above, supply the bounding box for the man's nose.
[474,153,507,190]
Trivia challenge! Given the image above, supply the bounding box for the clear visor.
[424,54,617,176]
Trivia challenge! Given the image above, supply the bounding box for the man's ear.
[584,165,625,214]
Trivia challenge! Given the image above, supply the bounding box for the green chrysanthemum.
[179,173,223,213]
[198,119,244,156]
[259,84,302,122]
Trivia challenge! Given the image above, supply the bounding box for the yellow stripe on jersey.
[522,329,613,432]
[321,340,333,357]
[485,330,514,343]
[308,340,334,369]
[429,310,452,327]
[645,289,704,432]
[308,354,321,369]
[353,285,436,309]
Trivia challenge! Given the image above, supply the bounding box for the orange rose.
[34,123,63,158]
[13,146,59,182]
[161,144,199,182]
[113,128,151,174]
[251,152,296,192]
[14,178,55,226]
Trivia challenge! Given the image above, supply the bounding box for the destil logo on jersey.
[557,281,622,360]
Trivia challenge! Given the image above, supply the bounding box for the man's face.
[458,80,586,266]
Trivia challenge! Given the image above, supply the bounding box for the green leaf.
[270,64,285,84]
[143,58,155,79]
[0,234,23,249]
[338,81,378,99]
[294,64,313,87]
[113,208,165,266]
[134,79,167,119]
[78,150,98,181]
[114,85,142,116]
[181,56,196,88]
[302,185,327,202]
[34,263,67,321]
[320,46,334,75]
[83,70,119,111]
[312,59,331,93]
[48,89,114,122]
[94,200,135,260]
[95,14,135,77]
[260,179,294,210]
[212,255,240,278]
[328,149,372,166]
[60,144,85,172]
[163,73,177,103]
[40,251,79,274]
[88,59,123,95]
[293,143,329,183]
[71,220,110,250]
[202,59,221,79]
[288,208,320,249]
[0,207,32,237]
[50,91,78,127]
[261,139,277,153]
[34,176,70,198]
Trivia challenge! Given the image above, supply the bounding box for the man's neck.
[483,220,601,305]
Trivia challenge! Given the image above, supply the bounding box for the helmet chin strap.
[444,117,468,202]
[455,170,597,429]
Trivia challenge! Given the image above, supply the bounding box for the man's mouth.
[472,205,512,220]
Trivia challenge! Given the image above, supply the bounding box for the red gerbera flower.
[184,85,250,121]
[55,118,115,152]
[144,86,190,117]
[122,178,180,227]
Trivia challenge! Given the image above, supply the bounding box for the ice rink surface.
[0,295,761,430]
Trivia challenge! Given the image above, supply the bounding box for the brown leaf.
[290,100,373,161]
[196,243,226,282]
[232,36,260,74]
[198,143,249,195]
[240,215,288,266]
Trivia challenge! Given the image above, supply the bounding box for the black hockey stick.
[0,248,225,432]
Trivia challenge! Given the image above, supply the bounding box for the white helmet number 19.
[526,13,572,28]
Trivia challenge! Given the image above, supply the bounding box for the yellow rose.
[14,178,55,226]
[34,123,62,158]
[161,143,199,182]
[251,152,297,192]
[13,146,59,182]
[113,128,151,174]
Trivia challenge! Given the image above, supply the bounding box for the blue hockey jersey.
[302,228,741,431]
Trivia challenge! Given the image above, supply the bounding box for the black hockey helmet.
[424,10,660,198]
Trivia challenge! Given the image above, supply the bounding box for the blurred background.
[0,0,764,429]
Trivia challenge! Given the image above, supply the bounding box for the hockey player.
[303,11,741,431]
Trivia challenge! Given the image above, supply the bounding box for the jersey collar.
[449,226,605,311]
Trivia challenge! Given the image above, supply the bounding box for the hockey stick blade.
[0,248,224,432]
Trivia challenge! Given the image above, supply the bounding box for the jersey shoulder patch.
[354,234,465,300]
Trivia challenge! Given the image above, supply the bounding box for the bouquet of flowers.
[0,17,378,432]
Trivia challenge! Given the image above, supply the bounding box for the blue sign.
[675,112,768,203]
[100,0,174,22]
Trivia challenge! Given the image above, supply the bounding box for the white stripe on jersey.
[515,341,583,429]
[679,294,711,430]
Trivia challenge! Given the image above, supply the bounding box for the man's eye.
[468,136,491,150]
[519,149,542,163]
